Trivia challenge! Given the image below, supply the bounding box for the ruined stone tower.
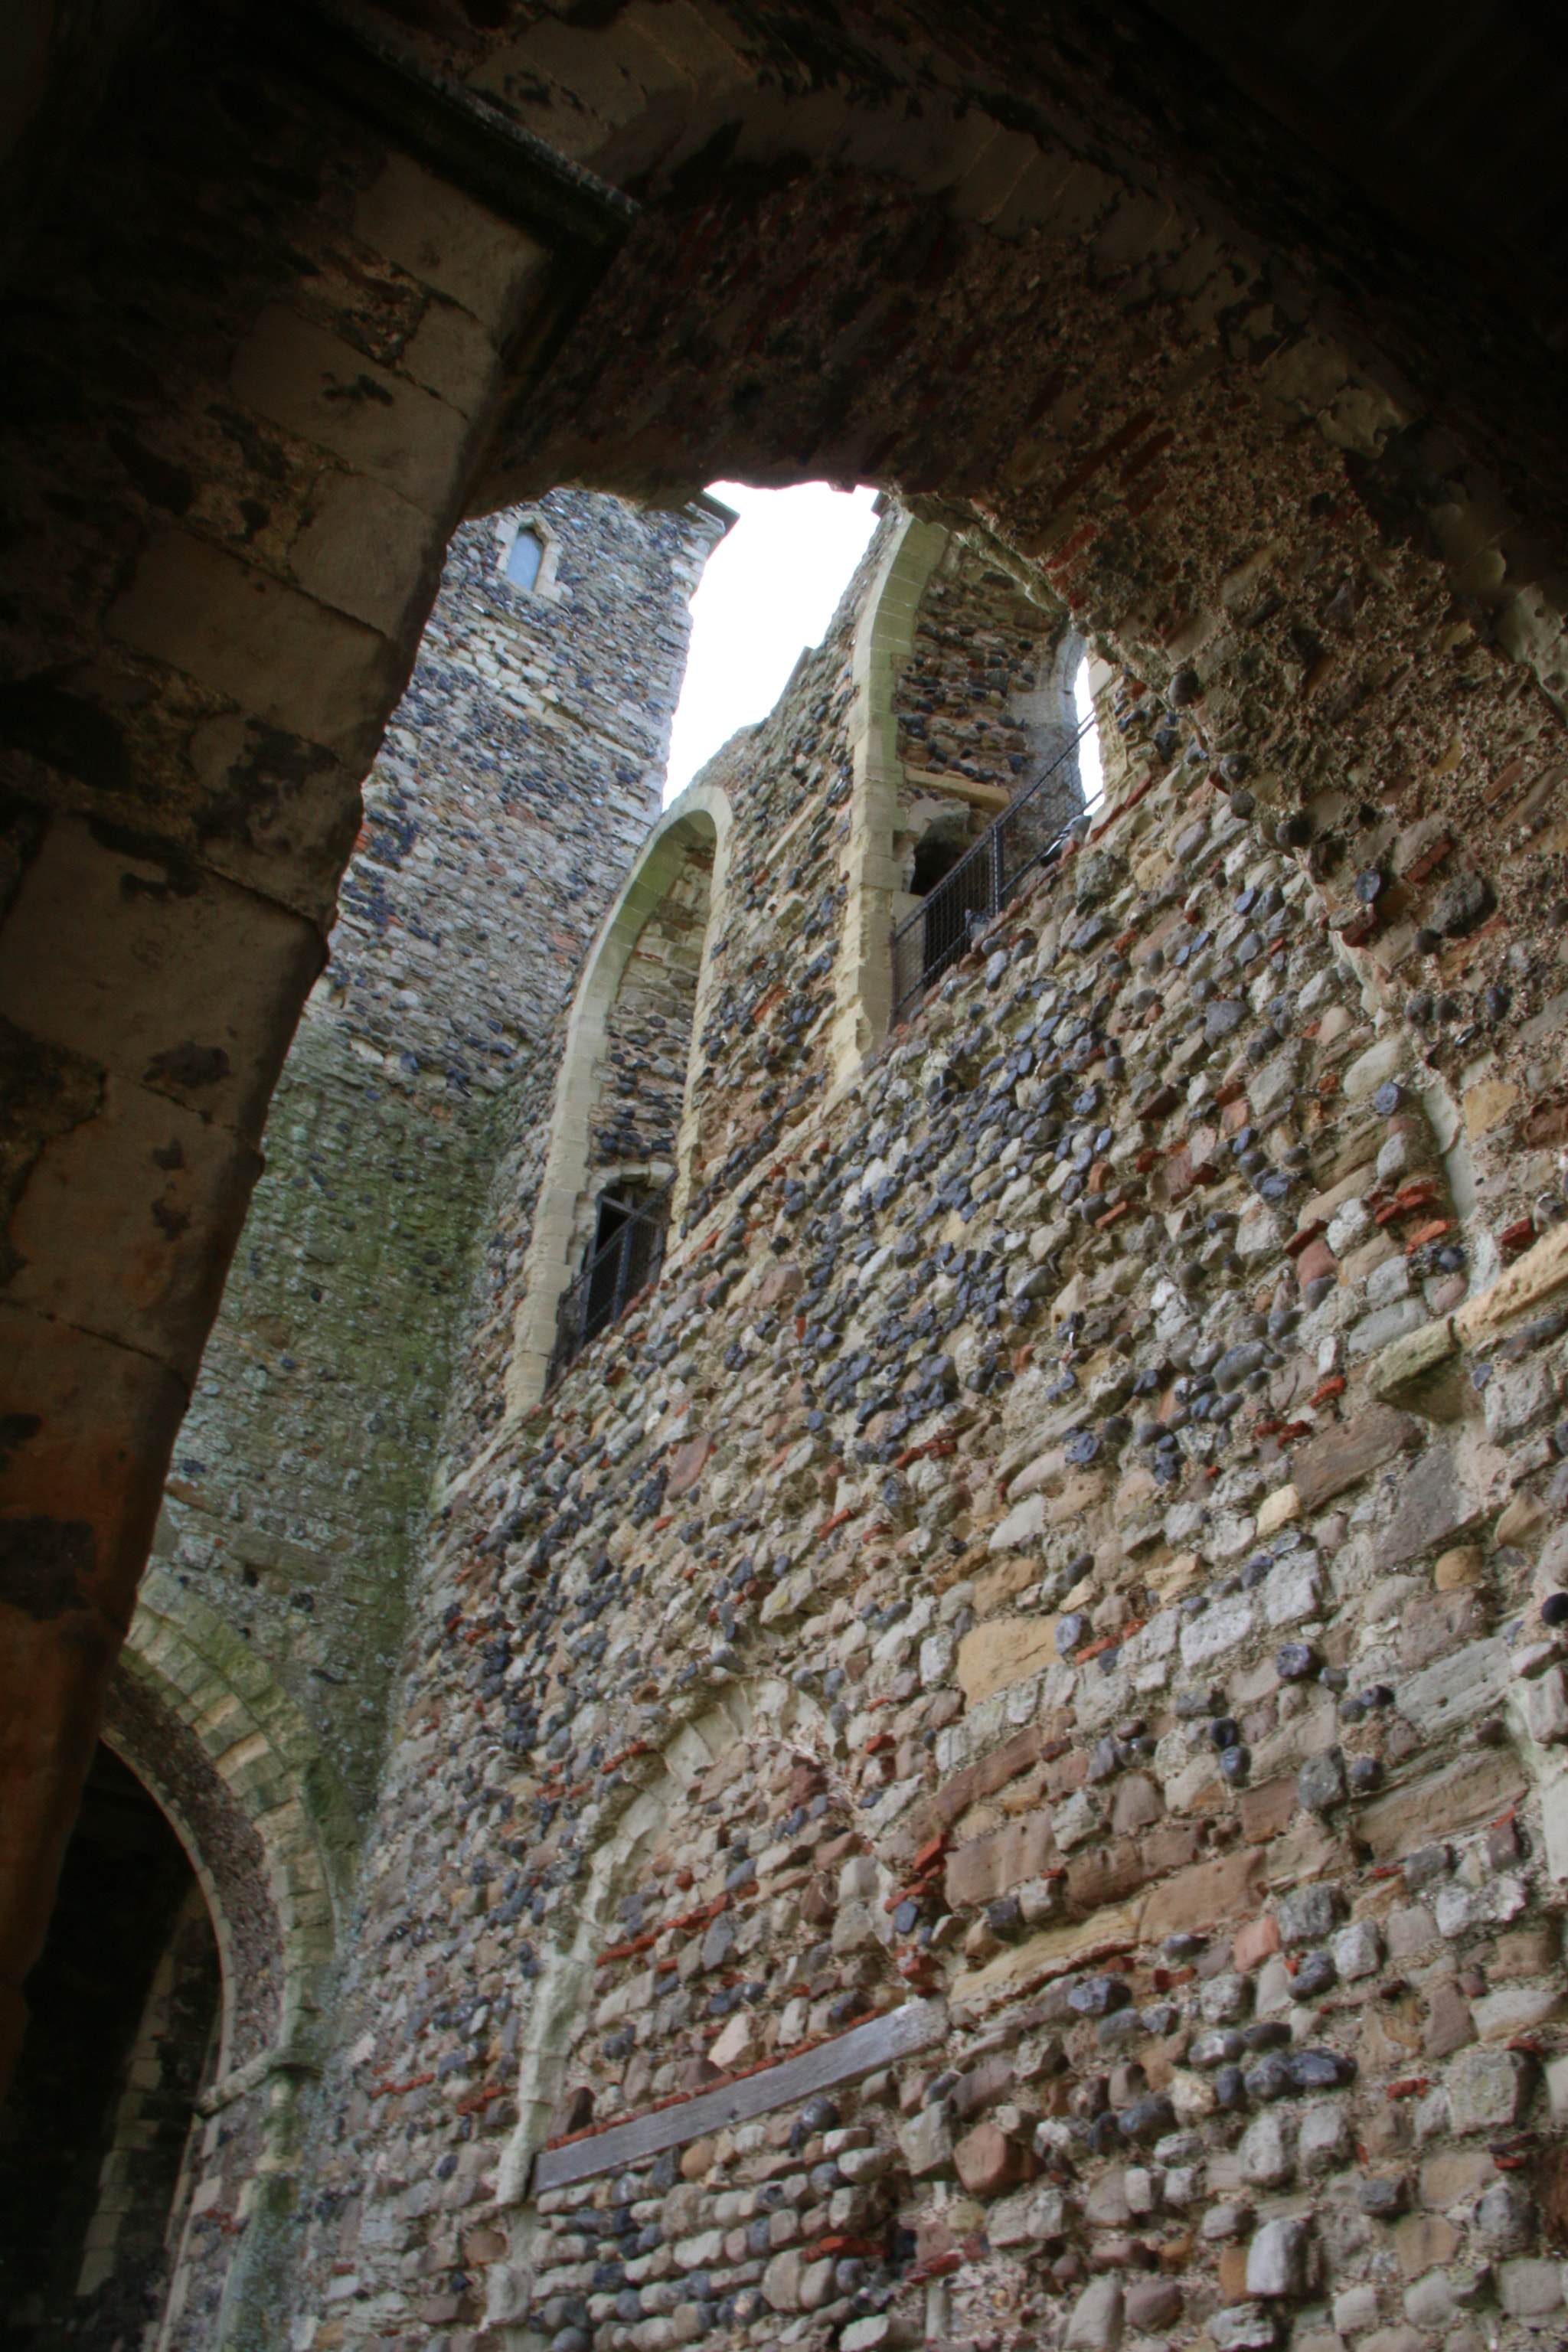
[9,7,1568,2352]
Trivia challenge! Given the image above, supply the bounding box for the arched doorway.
[6,0,1568,2182]
[0,1746,220,2352]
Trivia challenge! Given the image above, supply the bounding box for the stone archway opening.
[10,0,1568,2105]
[0,1744,221,2352]
[508,788,731,1406]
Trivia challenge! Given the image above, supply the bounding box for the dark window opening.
[0,1746,220,2352]
[583,1183,658,1343]
[911,830,968,897]
[550,1180,674,1385]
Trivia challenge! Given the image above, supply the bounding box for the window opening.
[505,528,544,591]
[583,1183,653,1341]
[910,829,969,899]
[890,691,1100,1026]
[551,1181,675,1383]
[1073,654,1106,818]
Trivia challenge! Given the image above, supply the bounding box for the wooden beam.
[903,767,1011,813]
[528,1999,946,2194]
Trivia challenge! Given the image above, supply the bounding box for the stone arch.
[828,510,949,1086]
[10,0,1568,2105]
[505,782,734,1410]
[494,1687,760,2209]
[832,514,1105,1071]
[104,1563,354,2083]
[93,1567,357,2352]
[486,1664,930,2342]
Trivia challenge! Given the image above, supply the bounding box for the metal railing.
[547,1181,674,1387]
[890,718,1095,1027]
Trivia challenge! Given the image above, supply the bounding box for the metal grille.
[547,1181,673,1387]
[890,719,1094,1028]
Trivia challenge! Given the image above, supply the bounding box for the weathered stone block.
[1377,1445,1487,1570]
[953,2118,1022,2194]
[897,2102,954,2179]
[762,2249,803,2312]
[1399,1588,1487,1671]
[956,1615,1059,1702]
[1497,2259,1564,2318]
[1369,1313,1460,1410]
[1063,2275,1123,2349]
[1396,1639,1510,1739]
[1358,1752,1526,1860]
[1240,2111,1295,2187]
[1446,2047,1531,2134]
[945,1811,1057,1908]
[1423,1982,1476,2060]
[988,1493,1046,1552]
[1246,2216,1312,2297]
[1470,1982,1568,2040]
[1298,2102,1354,2172]
[1519,1664,1568,1744]
[107,528,400,763]
[1142,1847,1264,1941]
[1208,2305,1279,2350]
[1261,1554,1318,1626]
[1455,1220,1568,1346]
[1291,1406,1417,1510]
[1348,1298,1428,1361]
[1178,1595,1253,1668]
[1275,1883,1338,1946]
[1124,2279,1181,2331]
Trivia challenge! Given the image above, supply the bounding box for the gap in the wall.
[663,482,880,805]
[1074,653,1106,817]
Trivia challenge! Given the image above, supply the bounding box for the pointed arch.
[505,779,734,1410]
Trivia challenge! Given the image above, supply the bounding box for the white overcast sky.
[663,479,1102,808]
[664,482,880,804]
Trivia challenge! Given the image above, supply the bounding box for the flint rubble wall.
[150,490,721,1826]
[283,491,1568,2352]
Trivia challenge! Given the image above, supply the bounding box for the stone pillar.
[0,15,556,2083]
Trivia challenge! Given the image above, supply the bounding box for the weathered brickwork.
[257,482,1568,2352]
[11,9,1568,2352]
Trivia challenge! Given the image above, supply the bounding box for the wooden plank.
[529,2000,946,2195]
[903,766,1011,813]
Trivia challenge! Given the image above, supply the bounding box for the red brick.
[1295,1236,1337,1287]
[1111,1772,1163,1835]
[666,1432,715,1497]
[1291,1405,1419,1511]
[901,1725,1042,1856]
[1139,1824,1201,1876]
[1423,1982,1476,2060]
[1066,1839,1148,1913]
